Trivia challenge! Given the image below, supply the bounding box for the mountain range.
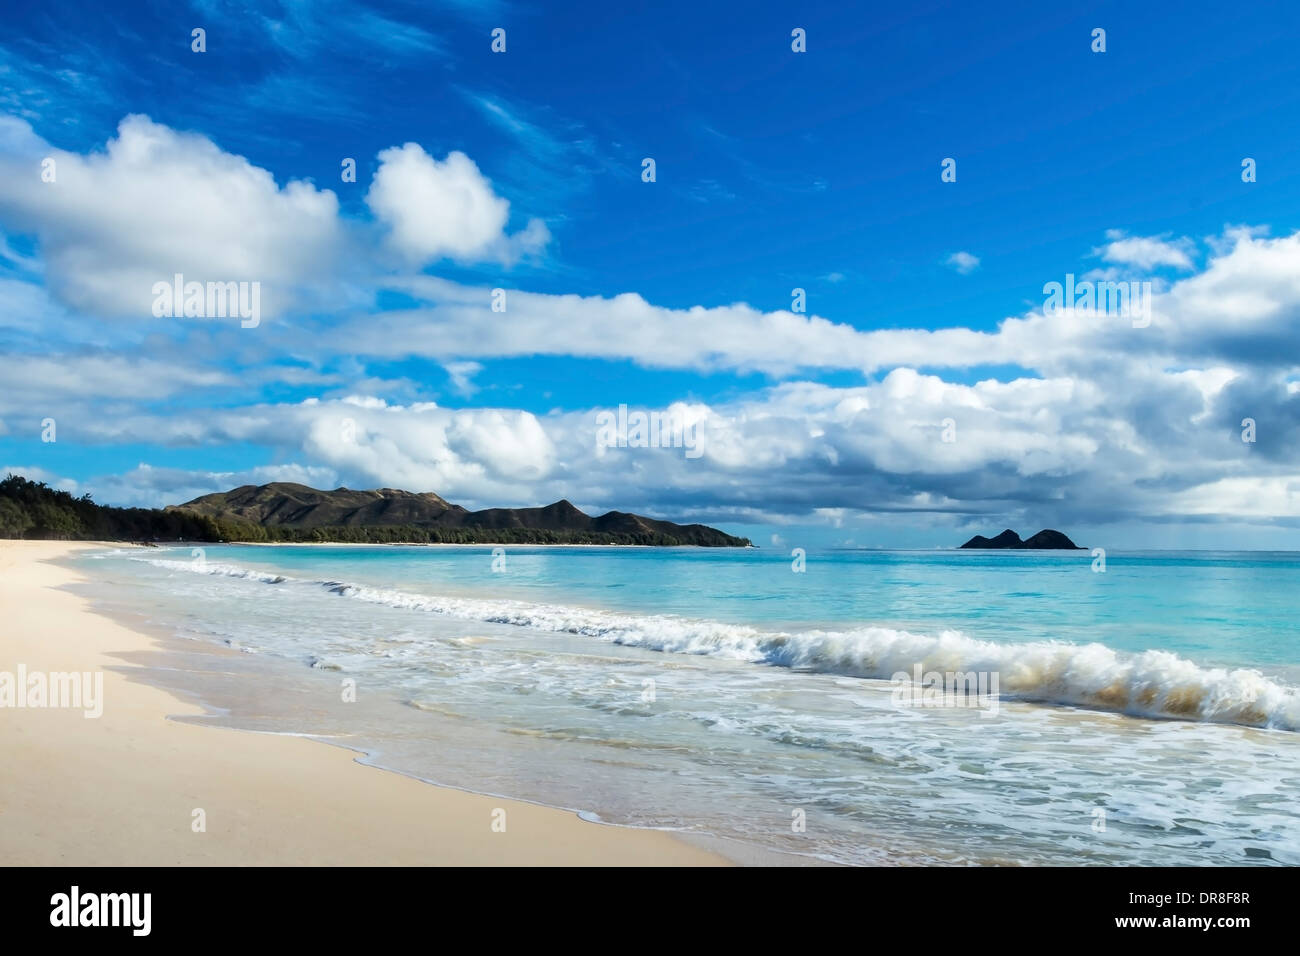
[168,483,751,547]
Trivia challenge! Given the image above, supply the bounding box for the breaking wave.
[137,556,1300,731]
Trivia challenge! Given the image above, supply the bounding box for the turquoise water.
[79,545,1300,865]
[210,546,1300,669]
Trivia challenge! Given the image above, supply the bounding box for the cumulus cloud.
[37,348,1300,529]
[366,144,549,265]
[4,114,1300,531]
[13,227,1300,528]
[0,114,346,320]
[292,398,557,503]
[0,117,552,329]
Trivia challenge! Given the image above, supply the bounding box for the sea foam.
[137,556,1300,731]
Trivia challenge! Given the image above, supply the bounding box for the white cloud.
[443,360,483,396]
[1098,230,1195,271]
[46,349,1300,528]
[319,227,1300,379]
[946,251,980,274]
[366,144,549,265]
[343,277,1004,376]
[4,115,1300,529]
[1166,477,1300,517]
[293,399,556,503]
[0,114,345,320]
[0,117,551,330]
[0,353,232,406]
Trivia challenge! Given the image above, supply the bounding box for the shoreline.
[83,540,757,549]
[0,540,732,866]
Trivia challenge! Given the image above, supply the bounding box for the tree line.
[0,474,220,541]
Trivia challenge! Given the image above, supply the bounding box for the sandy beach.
[0,540,728,866]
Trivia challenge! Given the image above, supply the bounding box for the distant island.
[0,475,752,547]
[959,528,1084,550]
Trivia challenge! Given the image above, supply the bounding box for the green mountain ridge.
[0,475,751,547]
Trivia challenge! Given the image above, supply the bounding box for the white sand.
[0,541,729,866]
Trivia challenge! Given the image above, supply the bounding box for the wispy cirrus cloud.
[461,89,622,204]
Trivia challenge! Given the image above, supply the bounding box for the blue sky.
[3,0,1300,548]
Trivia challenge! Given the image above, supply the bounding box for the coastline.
[231,540,754,548]
[0,540,730,866]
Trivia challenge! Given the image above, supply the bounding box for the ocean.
[71,544,1300,865]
